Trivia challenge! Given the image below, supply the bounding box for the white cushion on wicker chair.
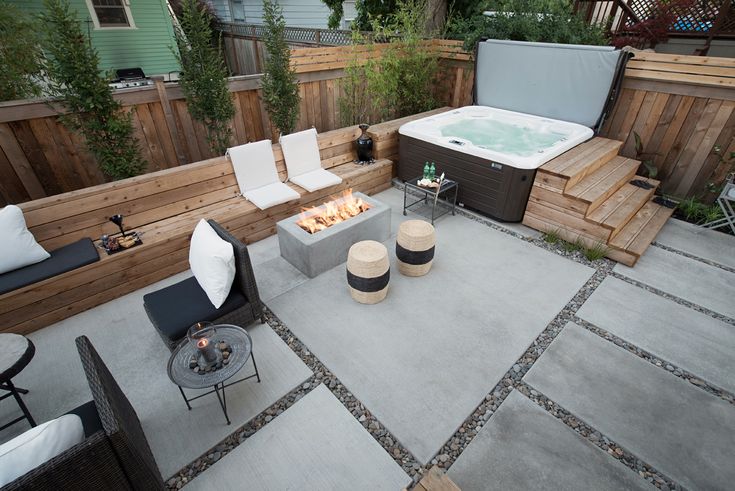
[281,128,342,191]
[227,140,300,209]
[0,414,84,486]
[189,219,235,309]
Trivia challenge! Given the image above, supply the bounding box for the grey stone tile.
[577,277,735,393]
[655,218,735,269]
[448,390,653,491]
[524,323,735,491]
[246,234,281,266]
[614,246,735,318]
[269,216,593,463]
[254,256,309,303]
[186,384,411,491]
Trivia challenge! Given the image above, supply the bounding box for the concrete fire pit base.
[276,192,391,278]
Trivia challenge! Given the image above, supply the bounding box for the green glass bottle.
[423,162,430,180]
[429,162,436,180]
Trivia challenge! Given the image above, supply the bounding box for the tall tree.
[173,0,235,155]
[0,1,44,101]
[261,0,300,136]
[40,0,145,180]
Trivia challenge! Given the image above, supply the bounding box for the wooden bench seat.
[0,126,393,335]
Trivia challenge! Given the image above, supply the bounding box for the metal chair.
[702,173,735,234]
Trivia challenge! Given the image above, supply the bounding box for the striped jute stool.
[396,220,435,277]
[346,240,390,304]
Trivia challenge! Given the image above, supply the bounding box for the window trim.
[85,0,137,30]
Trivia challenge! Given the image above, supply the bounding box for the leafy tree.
[261,0,300,136]
[0,1,44,101]
[173,0,234,155]
[40,0,145,180]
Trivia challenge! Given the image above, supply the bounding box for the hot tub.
[398,106,593,221]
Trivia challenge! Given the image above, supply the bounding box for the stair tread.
[541,137,622,178]
[566,156,640,204]
[587,176,660,232]
[609,200,675,256]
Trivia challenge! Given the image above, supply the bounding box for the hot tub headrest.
[475,40,627,130]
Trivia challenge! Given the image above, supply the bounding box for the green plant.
[339,0,440,125]
[40,0,145,180]
[584,240,610,261]
[322,0,400,30]
[0,1,45,101]
[561,236,584,252]
[261,0,300,136]
[677,195,723,224]
[542,228,562,244]
[633,131,658,179]
[174,0,234,155]
[447,0,608,51]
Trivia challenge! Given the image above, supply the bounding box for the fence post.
[153,77,187,165]
[315,30,321,45]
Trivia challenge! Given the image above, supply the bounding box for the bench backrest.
[19,126,361,250]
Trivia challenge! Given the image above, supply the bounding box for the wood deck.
[522,137,673,266]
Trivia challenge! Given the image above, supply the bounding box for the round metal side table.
[167,324,260,425]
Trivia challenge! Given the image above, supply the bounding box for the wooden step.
[565,156,640,213]
[608,200,675,265]
[586,176,659,239]
[540,137,623,188]
[409,466,460,491]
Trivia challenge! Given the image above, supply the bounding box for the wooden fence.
[0,40,732,206]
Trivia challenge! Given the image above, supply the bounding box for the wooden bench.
[0,128,394,335]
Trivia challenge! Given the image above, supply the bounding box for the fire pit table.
[167,324,260,425]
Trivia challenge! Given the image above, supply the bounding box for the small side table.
[0,334,37,431]
[167,324,261,425]
[403,176,458,224]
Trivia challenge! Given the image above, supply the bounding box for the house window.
[86,0,135,28]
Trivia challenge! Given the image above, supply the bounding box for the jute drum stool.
[346,240,390,304]
[396,220,435,277]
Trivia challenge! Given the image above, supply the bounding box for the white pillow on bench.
[0,414,84,486]
[0,205,50,275]
[189,219,236,309]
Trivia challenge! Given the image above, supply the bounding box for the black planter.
[356,123,374,164]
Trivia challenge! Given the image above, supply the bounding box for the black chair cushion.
[0,238,100,295]
[142,276,247,344]
[66,400,103,438]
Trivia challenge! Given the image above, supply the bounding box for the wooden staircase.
[522,137,674,266]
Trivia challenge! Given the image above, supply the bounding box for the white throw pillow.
[0,414,84,486]
[0,205,50,274]
[189,220,236,309]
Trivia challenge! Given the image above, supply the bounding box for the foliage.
[583,240,610,261]
[339,0,439,126]
[322,0,399,30]
[174,0,234,154]
[40,0,145,180]
[612,0,695,49]
[261,0,300,136]
[0,1,45,101]
[562,235,584,252]
[707,145,735,195]
[542,228,561,244]
[169,0,219,31]
[676,196,723,224]
[633,131,658,179]
[446,0,608,51]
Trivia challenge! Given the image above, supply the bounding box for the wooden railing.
[0,41,732,206]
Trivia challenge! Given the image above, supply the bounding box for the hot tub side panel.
[398,135,535,222]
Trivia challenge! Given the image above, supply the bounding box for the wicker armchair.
[1,336,163,491]
[143,219,265,351]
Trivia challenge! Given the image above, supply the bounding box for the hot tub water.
[440,119,567,157]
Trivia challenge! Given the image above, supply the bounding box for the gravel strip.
[652,243,735,274]
[515,382,685,491]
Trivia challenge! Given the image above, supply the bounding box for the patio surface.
[1,186,733,489]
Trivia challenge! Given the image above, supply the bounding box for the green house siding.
[14,0,180,77]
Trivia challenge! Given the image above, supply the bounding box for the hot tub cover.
[475,40,625,130]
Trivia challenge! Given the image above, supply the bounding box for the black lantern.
[109,214,126,237]
[356,123,373,164]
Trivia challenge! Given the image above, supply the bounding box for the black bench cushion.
[66,400,103,438]
[0,238,100,295]
[142,276,247,344]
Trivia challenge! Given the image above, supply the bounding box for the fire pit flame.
[297,188,371,234]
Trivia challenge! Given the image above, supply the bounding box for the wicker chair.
[1,336,163,491]
[143,219,265,351]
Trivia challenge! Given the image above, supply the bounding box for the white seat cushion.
[0,414,84,486]
[0,205,50,274]
[227,140,280,194]
[189,219,236,309]
[280,128,323,178]
[289,168,343,192]
[243,182,300,210]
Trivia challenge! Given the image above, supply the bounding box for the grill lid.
[115,67,147,80]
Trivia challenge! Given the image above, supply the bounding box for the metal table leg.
[0,380,36,430]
